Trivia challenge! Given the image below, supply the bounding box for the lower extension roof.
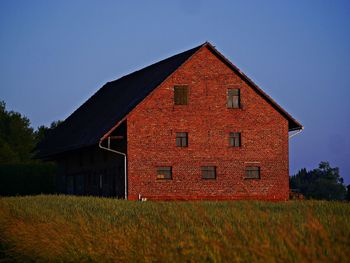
[36,42,302,158]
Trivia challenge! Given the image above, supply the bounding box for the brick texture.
[126,46,289,201]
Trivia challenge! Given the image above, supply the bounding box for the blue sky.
[1,0,349,183]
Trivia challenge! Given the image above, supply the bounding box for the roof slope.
[37,42,302,158]
[37,44,203,158]
[203,42,303,132]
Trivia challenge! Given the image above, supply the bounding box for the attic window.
[227,89,240,109]
[229,132,241,147]
[201,166,216,179]
[245,166,260,179]
[174,85,188,105]
[176,132,188,147]
[157,167,172,180]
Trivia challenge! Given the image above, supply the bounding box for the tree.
[0,100,62,164]
[347,185,350,201]
[290,162,347,200]
[0,101,35,164]
[34,120,62,146]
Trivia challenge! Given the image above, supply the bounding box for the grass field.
[0,196,349,262]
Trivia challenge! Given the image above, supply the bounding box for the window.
[229,132,241,147]
[174,85,188,105]
[157,167,172,180]
[176,132,188,147]
[201,166,216,179]
[245,166,260,179]
[227,88,240,108]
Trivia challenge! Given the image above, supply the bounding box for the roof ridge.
[56,43,205,126]
[107,43,206,85]
[204,42,303,130]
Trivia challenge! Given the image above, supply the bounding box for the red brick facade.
[126,46,290,201]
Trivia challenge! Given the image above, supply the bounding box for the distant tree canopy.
[0,101,35,164]
[290,162,347,200]
[0,100,61,164]
[35,120,63,146]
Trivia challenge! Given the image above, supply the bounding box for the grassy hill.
[0,195,349,262]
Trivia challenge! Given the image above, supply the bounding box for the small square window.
[157,167,172,180]
[227,89,240,109]
[176,132,188,147]
[229,132,241,147]
[174,86,188,105]
[201,166,216,179]
[245,166,260,179]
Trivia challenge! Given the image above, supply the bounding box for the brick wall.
[126,46,289,201]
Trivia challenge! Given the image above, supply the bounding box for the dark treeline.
[290,162,348,201]
[0,101,62,164]
[0,101,59,196]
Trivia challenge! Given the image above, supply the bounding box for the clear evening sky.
[1,0,349,183]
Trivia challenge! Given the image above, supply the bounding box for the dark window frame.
[245,166,260,179]
[174,85,189,105]
[227,88,240,109]
[157,166,172,180]
[229,132,241,147]
[201,166,217,180]
[176,132,188,147]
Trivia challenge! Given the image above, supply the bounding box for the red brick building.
[37,42,303,201]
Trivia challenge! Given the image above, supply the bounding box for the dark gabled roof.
[37,42,302,158]
[36,44,203,158]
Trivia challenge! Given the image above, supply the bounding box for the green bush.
[0,163,56,196]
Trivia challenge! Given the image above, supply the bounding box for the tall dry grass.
[0,195,349,262]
